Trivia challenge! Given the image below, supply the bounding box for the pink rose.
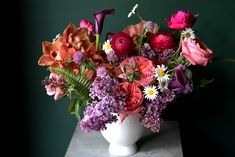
[45,73,64,100]
[166,10,196,30]
[150,32,177,51]
[116,82,143,122]
[80,20,95,32]
[111,32,135,57]
[180,39,213,66]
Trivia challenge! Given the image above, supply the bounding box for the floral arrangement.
[38,4,214,133]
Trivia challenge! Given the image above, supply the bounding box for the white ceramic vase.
[101,114,145,156]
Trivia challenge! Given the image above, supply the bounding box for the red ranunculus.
[116,82,143,122]
[150,32,177,51]
[111,32,135,57]
[165,10,196,30]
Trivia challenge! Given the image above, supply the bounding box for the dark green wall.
[22,0,235,157]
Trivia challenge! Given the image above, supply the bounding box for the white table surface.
[65,121,183,157]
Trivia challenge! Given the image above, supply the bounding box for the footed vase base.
[109,143,137,156]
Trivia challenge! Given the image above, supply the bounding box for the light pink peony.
[116,82,143,122]
[166,10,196,30]
[80,20,95,32]
[45,73,64,100]
[180,39,213,66]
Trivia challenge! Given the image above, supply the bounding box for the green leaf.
[75,101,81,121]
[50,67,92,101]
[133,71,141,80]
[80,63,86,76]
[185,69,193,80]
[177,56,183,63]
[199,79,215,88]
[68,100,76,114]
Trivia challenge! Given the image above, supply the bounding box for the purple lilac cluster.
[80,95,118,132]
[80,67,126,132]
[140,43,157,62]
[140,91,176,132]
[89,67,118,99]
[157,49,174,64]
[106,50,120,65]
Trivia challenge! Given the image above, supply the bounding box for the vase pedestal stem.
[109,143,137,156]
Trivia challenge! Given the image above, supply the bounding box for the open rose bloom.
[38,7,214,133]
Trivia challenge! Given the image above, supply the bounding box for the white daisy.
[128,4,138,18]
[143,85,159,100]
[102,39,113,54]
[182,28,196,41]
[158,81,169,92]
[154,64,170,82]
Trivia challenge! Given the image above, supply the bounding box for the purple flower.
[143,21,159,33]
[73,51,85,64]
[90,67,118,99]
[80,67,126,132]
[168,64,193,94]
[80,95,118,132]
[94,9,114,35]
[140,91,176,132]
[106,50,120,65]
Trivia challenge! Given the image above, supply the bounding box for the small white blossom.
[154,64,170,82]
[182,28,196,41]
[143,85,159,100]
[128,4,138,18]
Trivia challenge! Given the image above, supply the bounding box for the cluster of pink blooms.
[38,7,213,132]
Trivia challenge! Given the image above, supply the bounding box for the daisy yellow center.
[106,44,111,51]
[148,89,154,96]
[186,32,191,38]
[159,70,165,77]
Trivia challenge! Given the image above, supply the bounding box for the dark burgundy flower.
[94,9,114,35]
[168,64,193,94]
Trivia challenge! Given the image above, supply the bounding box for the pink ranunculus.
[116,82,143,122]
[45,73,64,100]
[180,39,213,66]
[165,10,196,30]
[80,20,95,32]
[111,32,135,57]
[150,32,177,51]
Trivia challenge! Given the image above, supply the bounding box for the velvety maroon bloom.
[111,32,135,57]
[94,9,114,34]
[150,32,177,51]
[80,20,95,32]
[165,10,196,30]
[168,64,193,94]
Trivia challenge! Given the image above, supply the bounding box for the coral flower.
[119,56,155,86]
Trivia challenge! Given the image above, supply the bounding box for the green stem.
[96,34,100,51]
[175,31,183,55]
[136,13,144,22]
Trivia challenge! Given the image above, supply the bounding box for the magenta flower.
[80,19,95,32]
[94,9,114,35]
[165,10,196,30]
